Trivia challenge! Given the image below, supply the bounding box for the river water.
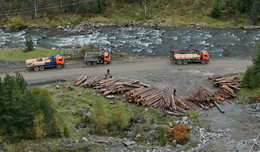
[0,26,259,57]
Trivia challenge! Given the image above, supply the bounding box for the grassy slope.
[0,1,255,29]
[0,48,71,61]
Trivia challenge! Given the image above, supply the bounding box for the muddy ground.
[0,57,259,151]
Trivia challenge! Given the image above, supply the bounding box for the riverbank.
[1,13,259,30]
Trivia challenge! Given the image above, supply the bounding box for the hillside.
[0,0,259,29]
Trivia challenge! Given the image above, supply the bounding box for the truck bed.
[84,52,101,61]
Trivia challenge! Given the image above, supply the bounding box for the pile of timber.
[186,88,225,113]
[75,75,195,116]
[186,76,243,113]
[208,75,243,88]
[209,75,242,100]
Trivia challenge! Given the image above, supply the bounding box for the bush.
[7,16,27,29]
[166,124,190,145]
[63,126,70,138]
[24,39,34,52]
[243,47,260,88]
[87,98,130,136]
[211,0,221,18]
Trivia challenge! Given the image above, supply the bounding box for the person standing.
[173,88,176,96]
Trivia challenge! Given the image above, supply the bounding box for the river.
[0,26,259,57]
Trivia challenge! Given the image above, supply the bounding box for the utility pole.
[144,0,147,15]
[34,0,37,18]
[60,0,63,7]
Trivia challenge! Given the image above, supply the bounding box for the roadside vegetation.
[239,47,260,104]
[0,48,71,61]
[0,73,206,151]
[0,0,259,29]
[0,73,62,141]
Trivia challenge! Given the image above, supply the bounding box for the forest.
[0,0,259,27]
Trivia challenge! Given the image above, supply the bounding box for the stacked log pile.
[75,75,195,116]
[209,75,242,100]
[186,88,225,113]
[75,75,243,114]
[186,76,243,113]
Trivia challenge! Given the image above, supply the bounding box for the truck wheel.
[92,62,97,65]
[56,64,62,69]
[183,60,188,65]
[201,60,207,64]
[39,66,45,71]
[34,66,40,72]
[176,60,183,65]
[87,62,92,65]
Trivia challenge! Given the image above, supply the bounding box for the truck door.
[103,51,110,62]
[55,56,64,65]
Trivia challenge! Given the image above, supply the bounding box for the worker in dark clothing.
[173,88,176,96]
[105,69,112,78]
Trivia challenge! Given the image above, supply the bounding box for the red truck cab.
[55,55,65,65]
[201,50,209,61]
[103,51,111,62]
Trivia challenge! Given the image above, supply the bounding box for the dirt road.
[0,57,252,83]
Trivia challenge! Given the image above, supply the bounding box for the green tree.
[0,73,61,139]
[24,38,34,52]
[211,0,221,18]
[243,47,260,88]
[96,0,105,14]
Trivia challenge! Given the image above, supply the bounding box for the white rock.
[81,137,88,142]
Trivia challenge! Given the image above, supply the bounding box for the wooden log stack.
[75,75,242,114]
[186,76,243,113]
[208,76,243,88]
[75,75,196,116]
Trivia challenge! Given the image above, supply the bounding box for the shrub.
[24,39,34,52]
[89,98,110,135]
[63,126,70,138]
[166,124,190,145]
[33,113,47,139]
[243,47,260,88]
[7,16,27,29]
[87,98,130,136]
[211,2,221,18]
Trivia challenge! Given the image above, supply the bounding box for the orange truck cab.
[201,50,210,61]
[103,51,111,62]
[55,55,65,65]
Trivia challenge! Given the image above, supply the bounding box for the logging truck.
[84,51,111,65]
[25,54,66,71]
[169,50,209,65]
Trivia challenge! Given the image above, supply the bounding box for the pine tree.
[211,0,221,18]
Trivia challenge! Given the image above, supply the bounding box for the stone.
[136,134,141,138]
[75,123,86,129]
[123,141,136,147]
[81,137,88,142]
[56,85,60,89]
